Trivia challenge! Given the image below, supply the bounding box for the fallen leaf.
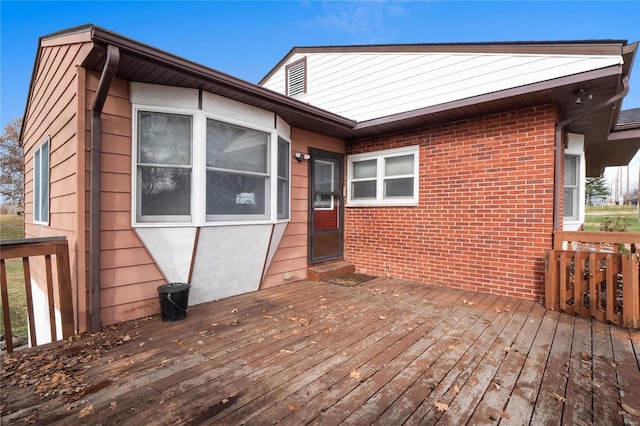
[231,308,238,313]
[379,316,387,320]
[110,401,118,411]
[504,346,511,352]
[280,349,293,354]
[549,392,566,402]
[434,401,449,412]
[499,410,510,419]
[454,385,460,394]
[448,345,457,351]
[78,405,94,418]
[621,401,640,416]
[122,334,132,342]
[222,398,229,404]
[288,403,299,411]
[350,370,362,380]
[347,305,355,309]
[299,318,310,326]
[494,307,501,313]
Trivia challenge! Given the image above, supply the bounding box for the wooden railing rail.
[0,237,74,352]
[546,231,640,329]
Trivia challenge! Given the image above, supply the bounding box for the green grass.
[583,205,640,232]
[0,214,28,338]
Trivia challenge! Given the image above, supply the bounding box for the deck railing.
[545,231,640,329]
[0,236,74,352]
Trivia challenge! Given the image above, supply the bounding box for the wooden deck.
[2,278,639,425]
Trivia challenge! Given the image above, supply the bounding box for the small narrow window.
[136,111,193,222]
[33,137,50,224]
[564,154,580,220]
[277,138,290,220]
[286,58,306,97]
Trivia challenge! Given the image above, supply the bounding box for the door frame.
[308,148,344,264]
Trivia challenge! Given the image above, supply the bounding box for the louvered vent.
[287,59,306,96]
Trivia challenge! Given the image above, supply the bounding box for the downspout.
[553,75,629,232]
[89,44,120,332]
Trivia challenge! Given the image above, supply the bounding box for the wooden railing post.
[622,253,640,329]
[0,237,75,352]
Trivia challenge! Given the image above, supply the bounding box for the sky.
[1,0,640,186]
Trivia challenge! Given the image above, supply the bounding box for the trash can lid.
[157,282,190,293]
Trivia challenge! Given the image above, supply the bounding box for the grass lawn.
[0,214,28,337]
[583,205,640,232]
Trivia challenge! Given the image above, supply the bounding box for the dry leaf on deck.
[78,405,94,418]
[288,403,299,411]
[549,392,566,402]
[494,307,501,313]
[434,401,449,412]
[280,349,293,354]
[499,410,510,419]
[109,401,118,411]
[379,316,387,320]
[350,370,362,380]
[454,385,460,394]
[231,308,239,313]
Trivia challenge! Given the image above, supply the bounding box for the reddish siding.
[344,106,557,301]
[22,38,93,332]
[83,73,166,326]
[261,128,345,288]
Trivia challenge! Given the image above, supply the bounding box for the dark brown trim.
[285,57,307,96]
[188,227,201,284]
[609,128,640,141]
[89,44,119,333]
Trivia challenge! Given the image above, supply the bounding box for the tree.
[585,177,610,205]
[0,118,24,212]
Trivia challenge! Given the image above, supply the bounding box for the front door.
[309,149,344,263]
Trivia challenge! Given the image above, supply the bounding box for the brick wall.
[344,105,557,301]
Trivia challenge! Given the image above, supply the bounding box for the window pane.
[385,155,414,176]
[565,155,578,186]
[207,170,267,216]
[138,167,191,217]
[352,180,376,199]
[34,149,41,221]
[41,141,49,221]
[564,187,576,219]
[315,160,333,192]
[278,139,289,179]
[353,159,377,179]
[207,119,268,173]
[278,178,289,219]
[138,112,192,165]
[384,177,414,198]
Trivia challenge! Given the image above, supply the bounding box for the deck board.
[1,278,639,425]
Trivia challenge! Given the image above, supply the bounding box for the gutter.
[89,44,120,332]
[553,74,629,231]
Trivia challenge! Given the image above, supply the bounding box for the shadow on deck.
[1,278,639,425]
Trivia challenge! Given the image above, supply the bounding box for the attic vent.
[286,57,306,97]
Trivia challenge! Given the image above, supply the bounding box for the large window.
[564,154,580,221]
[33,137,50,224]
[136,111,192,222]
[134,109,290,225]
[206,120,269,220]
[347,146,419,206]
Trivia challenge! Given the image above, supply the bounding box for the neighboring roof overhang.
[24,25,639,175]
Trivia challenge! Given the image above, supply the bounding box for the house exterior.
[19,25,640,342]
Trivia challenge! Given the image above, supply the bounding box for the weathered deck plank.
[1,278,639,425]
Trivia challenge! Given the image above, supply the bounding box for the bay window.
[134,108,290,225]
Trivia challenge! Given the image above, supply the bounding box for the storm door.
[309,149,344,263]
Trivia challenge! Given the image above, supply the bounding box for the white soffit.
[263,52,622,122]
[135,227,197,283]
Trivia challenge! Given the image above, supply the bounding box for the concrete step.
[307,261,355,281]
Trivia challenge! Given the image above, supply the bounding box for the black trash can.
[157,283,190,322]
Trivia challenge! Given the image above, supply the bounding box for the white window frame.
[33,137,50,225]
[347,145,419,207]
[133,108,195,224]
[563,133,586,230]
[132,105,291,227]
[277,137,291,221]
